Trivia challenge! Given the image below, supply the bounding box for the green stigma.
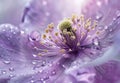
[59,19,72,32]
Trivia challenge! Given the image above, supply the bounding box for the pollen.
[45,29,49,33]
[63,39,67,44]
[71,36,76,40]
[81,32,85,37]
[54,39,58,43]
[72,27,77,32]
[80,15,84,22]
[40,41,44,45]
[93,21,98,28]
[96,31,100,35]
[71,14,77,22]
[43,49,48,53]
[38,53,42,56]
[59,49,66,53]
[49,36,52,39]
[55,32,59,36]
[59,19,72,32]
[85,18,91,28]
[48,23,54,29]
[42,34,47,39]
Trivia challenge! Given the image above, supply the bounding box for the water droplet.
[42,0,47,6]
[109,28,113,32]
[32,61,37,65]
[104,26,108,30]
[96,12,103,21]
[1,70,6,74]
[93,37,99,46]
[46,12,50,16]
[9,74,15,78]
[30,80,34,83]
[3,60,10,64]
[96,1,102,7]
[43,76,49,80]
[98,25,104,30]
[33,54,37,58]
[116,10,120,16]
[21,30,25,34]
[39,70,43,73]
[41,61,46,66]
[51,71,56,76]
[48,63,52,67]
[9,67,14,72]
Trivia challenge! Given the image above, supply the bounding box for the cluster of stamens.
[37,14,101,57]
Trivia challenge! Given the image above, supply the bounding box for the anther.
[71,36,76,40]
[59,49,66,53]
[38,53,42,56]
[43,49,48,53]
[48,23,54,29]
[42,34,47,39]
[77,42,80,46]
[55,32,59,36]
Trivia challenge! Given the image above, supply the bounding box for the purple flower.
[0,0,120,83]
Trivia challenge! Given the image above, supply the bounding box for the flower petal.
[94,61,120,83]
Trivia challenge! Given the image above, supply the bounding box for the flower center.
[38,14,101,56]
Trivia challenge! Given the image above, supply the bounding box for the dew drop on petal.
[51,70,56,76]
[96,12,103,21]
[109,28,113,32]
[42,0,47,6]
[39,69,43,73]
[41,61,46,66]
[116,10,120,16]
[98,25,104,30]
[93,37,99,46]
[30,79,34,83]
[9,67,14,72]
[9,74,15,78]
[104,26,108,30]
[33,54,37,58]
[43,76,49,81]
[32,61,37,65]
[3,60,10,64]
[1,70,6,75]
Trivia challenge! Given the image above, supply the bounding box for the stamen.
[48,23,54,29]
[49,36,52,39]
[71,14,77,22]
[80,15,84,22]
[96,31,100,35]
[71,36,76,40]
[43,49,48,53]
[55,32,59,36]
[42,34,47,39]
[38,53,42,56]
[85,18,91,28]
[78,23,81,27]
[69,49,72,52]
[77,42,80,46]
[45,29,49,33]
[59,49,66,53]
[63,39,67,44]
[81,32,85,37]
[40,41,44,45]
[54,39,58,43]
[93,21,98,28]
[72,27,77,32]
